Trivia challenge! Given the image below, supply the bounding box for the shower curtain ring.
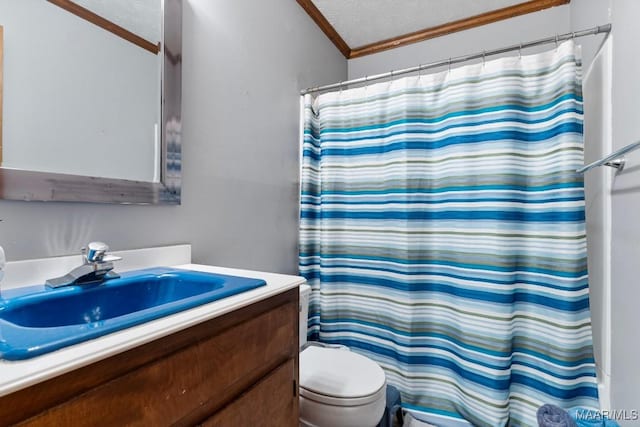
[555,34,559,50]
[519,43,522,59]
[571,31,576,40]
[448,58,452,72]
[482,50,486,67]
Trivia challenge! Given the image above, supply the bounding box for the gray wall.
[571,0,640,418]
[608,0,640,419]
[348,5,570,80]
[0,0,347,275]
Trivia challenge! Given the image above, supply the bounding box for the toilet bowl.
[298,285,387,427]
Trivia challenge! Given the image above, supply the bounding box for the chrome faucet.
[46,242,122,288]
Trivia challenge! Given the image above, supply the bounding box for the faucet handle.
[86,241,109,262]
[84,242,121,263]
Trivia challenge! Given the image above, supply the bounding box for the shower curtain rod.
[301,24,611,95]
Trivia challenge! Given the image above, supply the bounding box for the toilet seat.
[299,346,386,407]
[300,382,386,407]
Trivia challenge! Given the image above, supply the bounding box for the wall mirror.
[0,0,182,204]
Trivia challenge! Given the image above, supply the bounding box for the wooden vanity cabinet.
[0,288,299,427]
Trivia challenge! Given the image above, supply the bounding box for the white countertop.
[0,263,305,397]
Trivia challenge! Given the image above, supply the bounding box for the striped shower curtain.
[299,41,598,426]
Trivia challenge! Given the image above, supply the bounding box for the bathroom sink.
[0,268,266,360]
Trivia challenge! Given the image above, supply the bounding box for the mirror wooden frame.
[0,0,182,205]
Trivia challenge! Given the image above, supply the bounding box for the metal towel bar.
[577,141,640,174]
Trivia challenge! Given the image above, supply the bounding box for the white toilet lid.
[300,346,386,403]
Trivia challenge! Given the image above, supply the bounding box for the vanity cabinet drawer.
[200,358,297,427]
[2,289,299,426]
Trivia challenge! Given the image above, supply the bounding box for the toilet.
[298,285,387,427]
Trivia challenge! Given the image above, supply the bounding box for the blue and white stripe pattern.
[299,41,598,426]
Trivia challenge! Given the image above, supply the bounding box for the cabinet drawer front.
[201,358,297,427]
[17,299,297,427]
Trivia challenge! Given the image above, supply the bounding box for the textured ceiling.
[312,0,526,48]
[73,0,161,42]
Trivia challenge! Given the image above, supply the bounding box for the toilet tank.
[299,284,311,348]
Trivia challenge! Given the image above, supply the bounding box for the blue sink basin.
[0,268,266,360]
